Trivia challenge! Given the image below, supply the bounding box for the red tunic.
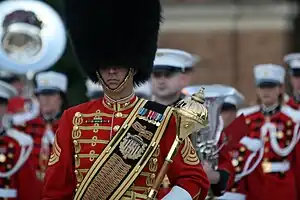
[285,96,300,110]
[43,95,210,200]
[14,116,59,199]
[236,105,300,200]
[0,128,39,200]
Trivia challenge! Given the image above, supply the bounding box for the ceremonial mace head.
[173,87,209,141]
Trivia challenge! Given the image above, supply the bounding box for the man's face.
[151,70,185,98]
[290,76,300,94]
[99,67,129,90]
[256,85,282,105]
[37,93,62,115]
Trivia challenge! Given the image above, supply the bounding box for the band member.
[0,80,39,200]
[43,0,210,199]
[283,53,300,109]
[85,78,104,100]
[221,88,245,128]
[235,64,300,200]
[134,81,151,100]
[152,48,198,106]
[15,71,68,198]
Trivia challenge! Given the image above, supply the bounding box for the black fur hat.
[64,0,162,86]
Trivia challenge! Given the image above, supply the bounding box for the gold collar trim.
[103,93,138,111]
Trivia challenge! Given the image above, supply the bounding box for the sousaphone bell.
[0,0,67,74]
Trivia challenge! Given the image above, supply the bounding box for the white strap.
[235,124,269,182]
[268,122,300,157]
[216,192,246,200]
[265,161,290,173]
[11,98,40,125]
[162,186,192,200]
[0,188,17,198]
[239,137,263,152]
[0,129,33,178]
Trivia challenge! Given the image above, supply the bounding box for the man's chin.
[106,83,120,90]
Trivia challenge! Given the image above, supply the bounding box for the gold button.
[264,148,269,153]
[76,183,80,188]
[73,140,78,145]
[150,173,156,178]
[262,161,271,173]
[263,158,269,162]
[286,140,290,145]
[231,159,239,167]
[0,154,6,163]
[239,146,246,152]
[152,158,158,163]
[7,153,13,158]
[73,125,79,130]
[277,131,284,139]
[264,137,269,142]
[115,112,123,118]
[231,188,237,192]
[75,112,82,117]
[287,130,292,136]
[235,167,241,172]
[113,125,120,132]
[8,143,14,148]
[6,164,12,169]
[245,119,250,124]
[287,120,292,126]
[238,156,243,162]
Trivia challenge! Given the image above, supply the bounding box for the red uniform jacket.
[43,95,210,200]
[237,105,300,200]
[284,95,300,110]
[0,128,39,200]
[14,115,60,199]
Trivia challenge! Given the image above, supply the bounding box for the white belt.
[0,188,17,198]
[262,161,290,173]
[216,192,246,200]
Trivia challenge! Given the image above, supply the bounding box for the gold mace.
[147,88,209,199]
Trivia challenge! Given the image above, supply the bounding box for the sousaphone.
[0,0,66,74]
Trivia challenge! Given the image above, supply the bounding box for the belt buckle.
[262,161,272,173]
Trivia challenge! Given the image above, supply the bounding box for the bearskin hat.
[64,0,162,86]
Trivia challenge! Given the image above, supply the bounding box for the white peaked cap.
[181,84,236,98]
[283,53,300,65]
[253,64,285,85]
[35,71,68,93]
[154,48,200,71]
[0,80,17,99]
[288,59,300,69]
[134,81,151,96]
[85,79,103,96]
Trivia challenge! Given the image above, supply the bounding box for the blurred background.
[47,0,300,106]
